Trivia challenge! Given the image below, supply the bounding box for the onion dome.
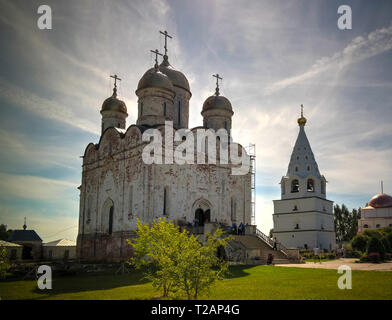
[159,55,191,95]
[136,66,174,93]
[101,87,127,114]
[368,193,392,208]
[297,104,307,126]
[202,94,233,113]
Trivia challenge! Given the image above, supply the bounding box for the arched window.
[295,224,299,229]
[307,179,314,192]
[295,166,298,172]
[376,224,380,228]
[140,102,143,116]
[321,180,326,194]
[163,102,167,116]
[108,205,114,235]
[307,165,310,171]
[363,224,368,229]
[224,121,227,130]
[291,180,299,193]
[293,205,298,211]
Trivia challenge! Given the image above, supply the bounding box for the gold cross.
[150,49,163,67]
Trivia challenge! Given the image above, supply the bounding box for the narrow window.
[163,187,168,215]
[363,224,368,228]
[163,102,167,116]
[224,121,227,130]
[307,165,310,171]
[376,224,380,228]
[291,180,299,193]
[295,224,299,229]
[231,197,236,221]
[295,167,298,172]
[307,179,314,192]
[108,206,114,235]
[293,205,298,211]
[140,102,143,116]
[129,186,133,215]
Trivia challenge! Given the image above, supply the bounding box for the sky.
[0,0,391,242]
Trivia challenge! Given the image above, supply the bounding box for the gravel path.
[276,258,392,271]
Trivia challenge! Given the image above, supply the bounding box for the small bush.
[363,229,383,239]
[366,236,386,260]
[381,236,391,253]
[363,252,381,263]
[351,234,368,253]
[386,233,392,252]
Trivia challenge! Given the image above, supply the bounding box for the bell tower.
[273,106,336,251]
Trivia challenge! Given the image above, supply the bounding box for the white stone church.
[76,35,252,261]
[272,109,336,250]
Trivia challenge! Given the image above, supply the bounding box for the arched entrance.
[102,198,114,234]
[192,199,212,226]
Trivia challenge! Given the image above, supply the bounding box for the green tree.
[351,234,368,253]
[0,224,12,241]
[367,236,386,260]
[334,204,361,242]
[0,246,9,279]
[127,218,230,299]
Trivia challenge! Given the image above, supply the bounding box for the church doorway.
[192,199,212,227]
[195,208,211,226]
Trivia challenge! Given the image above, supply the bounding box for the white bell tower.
[272,106,336,251]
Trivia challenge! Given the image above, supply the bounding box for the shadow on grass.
[225,264,261,279]
[28,269,151,298]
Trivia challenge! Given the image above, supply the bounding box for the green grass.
[1,265,391,300]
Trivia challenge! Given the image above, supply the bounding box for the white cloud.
[264,24,392,95]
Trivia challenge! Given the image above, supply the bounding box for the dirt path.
[276,258,392,271]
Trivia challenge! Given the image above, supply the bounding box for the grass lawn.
[1,265,391,300]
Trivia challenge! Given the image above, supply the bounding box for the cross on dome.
[159,30,172,57]
[150,49,163,69]
[110,74,121,96]
[212,73,223,96]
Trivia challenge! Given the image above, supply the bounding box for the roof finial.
[23,217,27,230]
[212,73,223,96]
[159,30,172,58]
[297,104,307,126]
[110,74,121,97]
[150,49,163,69]
[381,180,384,194]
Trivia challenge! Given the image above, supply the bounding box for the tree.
[0,224,12,241]
[334,204,361,242]
[127,218,230,299]
[367,236,386,260]
[0,246,9,279]
[351,234,368,253]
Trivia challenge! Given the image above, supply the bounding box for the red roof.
[369,193,392,208]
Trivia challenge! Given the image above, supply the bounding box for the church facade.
[272,109,336,250]
[76,38,252,261]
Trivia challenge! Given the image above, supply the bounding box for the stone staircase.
[226,228,299,265]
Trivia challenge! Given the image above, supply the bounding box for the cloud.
[264,24,392,95]
[0,172,77,202]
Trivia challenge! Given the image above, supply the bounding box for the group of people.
[231,222,246,235]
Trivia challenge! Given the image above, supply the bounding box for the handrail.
[254,228,289,257]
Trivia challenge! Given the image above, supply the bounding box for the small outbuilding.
[0,240,23,261]
[43,239,76,261]
[8,226,43,260]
